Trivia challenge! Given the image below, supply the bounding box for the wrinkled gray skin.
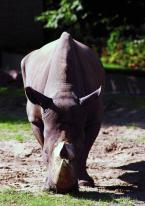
[21,32,105,193]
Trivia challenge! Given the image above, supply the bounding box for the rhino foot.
[43,182,79,194]
[78,172,95,187]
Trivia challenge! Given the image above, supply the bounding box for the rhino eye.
[42,108,51,119]
[43,108,49,114]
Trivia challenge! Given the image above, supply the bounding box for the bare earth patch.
[0,123,145,205]
[1,92,145,205]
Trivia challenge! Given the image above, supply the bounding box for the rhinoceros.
[21,32,105,193]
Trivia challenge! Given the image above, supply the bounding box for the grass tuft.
[0,189,135,206]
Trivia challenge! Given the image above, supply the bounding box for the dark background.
[0,0,144,52]
[0,0,44,52]
[0,0,144,90]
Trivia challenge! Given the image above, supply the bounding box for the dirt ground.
[0,95,145,205]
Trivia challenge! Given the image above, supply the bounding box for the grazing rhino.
[21,32,105,193]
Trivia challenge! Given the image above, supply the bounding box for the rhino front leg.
[30,121,44,147]
[78,123,101,187]
[27,101,44,147]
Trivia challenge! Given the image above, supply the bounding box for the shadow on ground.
[70,161,145,203]
[72,186,145,203]
[118,161,145,188]
[1,87,145,129]
[1,86,145,204]
[103,94,145,129]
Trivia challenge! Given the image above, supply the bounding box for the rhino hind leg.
[78,123,101,187]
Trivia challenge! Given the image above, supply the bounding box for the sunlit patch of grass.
[0,189,136,206]
[134,136,145,143]
[113,197,135,206]
[142,136,145,141]
[0,86,32,141]
[103,63,125,70]
[127,123,138,129]
[15,134,28,142]
[116,135,145,143]
[0,190,96,206]
[0,121,32,141]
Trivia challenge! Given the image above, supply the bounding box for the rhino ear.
[79,86,101,106]
[25,87,53,109]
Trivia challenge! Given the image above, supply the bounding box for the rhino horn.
[54,141,75,161]
[79,86,101,105]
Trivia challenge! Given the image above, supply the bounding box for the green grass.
[0,88,141,205]
[0,189,135,206]
[126,123,138,129]
[142,137,145,141]
[0,121,31,141]
[118,135,145,143]
[0,87,24,96]
[1,87,145,142]
[0,86,32,141]
[103,63,125,70]
[102,63,145,72]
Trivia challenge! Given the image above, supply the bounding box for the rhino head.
[25,86,101,193]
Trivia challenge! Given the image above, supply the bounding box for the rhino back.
[22,32,105,98]
[22,39,58,93]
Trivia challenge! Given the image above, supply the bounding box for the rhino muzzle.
[43,141,78,193]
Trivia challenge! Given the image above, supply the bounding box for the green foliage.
[36,0,83,29]
[124,39,145,68]
[107,30,121,54]
[102,29,145,69]
[37,1,145,70]
[36,0,145,44]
